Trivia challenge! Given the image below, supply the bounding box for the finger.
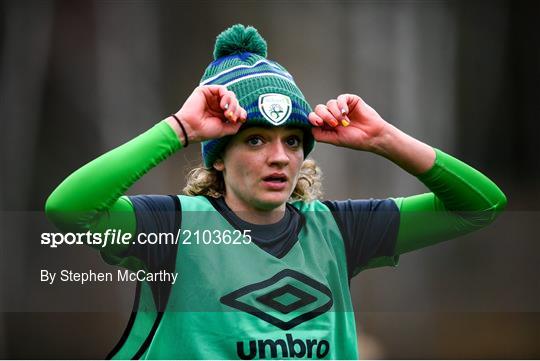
[200,85,230,115]
[336,94,350,116]
[338,93,362,114]
[232,101,244,123]
[224,91,239,123]
[200,86,242,123]
[314,104,339,127]
[204,84,228,101]
[328,98,351,127]
[337,95,355,126]
[308,112,324,126]
[326,99,343,121]
[219,91,232,112]
[238,107,248,123]
[311,126,340,144]
[227,91,242,121]
[221,119,243,136]
[211,87,233,111]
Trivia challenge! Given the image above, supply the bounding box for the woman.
[46,25,506,359]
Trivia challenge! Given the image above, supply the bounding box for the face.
[214,126,304,212]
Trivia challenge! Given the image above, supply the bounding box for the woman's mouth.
[261,173,288,190]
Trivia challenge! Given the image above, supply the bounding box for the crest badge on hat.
[258,93,292,125]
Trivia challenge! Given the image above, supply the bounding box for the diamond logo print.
[220,269,333,330]
[256,284,317,314]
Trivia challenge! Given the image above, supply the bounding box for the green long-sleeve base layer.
[45,120,507,265]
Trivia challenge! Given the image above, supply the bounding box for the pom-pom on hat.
[200,24,314,169]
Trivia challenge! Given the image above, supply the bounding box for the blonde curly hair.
[183,158,323,202]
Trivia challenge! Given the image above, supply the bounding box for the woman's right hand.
[168,85,247,145]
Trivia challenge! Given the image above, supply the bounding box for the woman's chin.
[254,192,290,210]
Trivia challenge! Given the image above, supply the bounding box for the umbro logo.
[220,269,333,330]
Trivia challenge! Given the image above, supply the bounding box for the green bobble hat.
[200,24,314,168]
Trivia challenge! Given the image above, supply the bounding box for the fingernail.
[341,119,350,127]
[224,103,229,110]
[331,120,338,127]
[226,111,233,118]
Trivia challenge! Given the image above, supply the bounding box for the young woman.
[45,25,506,360]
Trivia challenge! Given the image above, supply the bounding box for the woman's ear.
[213,159,225,171]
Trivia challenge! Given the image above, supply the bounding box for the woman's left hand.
[308,94,388,152]
[309,93,436,175]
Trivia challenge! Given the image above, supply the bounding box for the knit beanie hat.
[200,24,314,168]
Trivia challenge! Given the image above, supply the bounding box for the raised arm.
[45,85,246,257]
[364,121,506,254]
[393,147,507,254]
[45,121,181,237]
[309,94,507,254]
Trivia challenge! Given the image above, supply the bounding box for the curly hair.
[183,158,323,202]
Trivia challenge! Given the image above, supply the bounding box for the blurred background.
[1,0,539,358]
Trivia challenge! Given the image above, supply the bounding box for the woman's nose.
[267,140,289,166]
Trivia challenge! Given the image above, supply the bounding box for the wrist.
[165,116,187,147]
[168,113,198,147]
[368,123,436,175]
[367,122,399,156]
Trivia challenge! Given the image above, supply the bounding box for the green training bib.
[110,195,358,360]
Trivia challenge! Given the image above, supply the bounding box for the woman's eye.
[286,136,301,147]
[247,136,263,146]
